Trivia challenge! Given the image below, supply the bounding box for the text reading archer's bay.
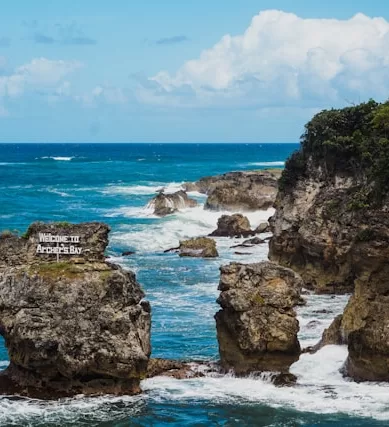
[36,233,83,255]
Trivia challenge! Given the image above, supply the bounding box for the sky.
[1,0,389,143]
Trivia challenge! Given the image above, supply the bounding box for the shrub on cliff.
[279,99,389,205]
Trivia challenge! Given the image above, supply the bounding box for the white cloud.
[139,10,389,108]
[75,85,129,107]
[0,58,82,99]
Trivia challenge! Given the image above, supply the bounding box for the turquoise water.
[0,143,388,426]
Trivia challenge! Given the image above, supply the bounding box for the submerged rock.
[210,214,253,238]
[215,261,303,375]
[147,190,197,216]
[179,237,218,258]
[146,358,205,380]
[0,222,151,398]
[184,170,281,211]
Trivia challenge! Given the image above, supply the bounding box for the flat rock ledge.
[0,222,151,398]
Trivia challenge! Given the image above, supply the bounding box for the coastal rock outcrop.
[209,214,253,238]
[254,222,270,234]
[184,170,281,211]
[269,100,389,381]
[0,222,151,398]
[215,261,303,375]
[179,237,218,258]
[147,190,197,216]
[269,101,389,294]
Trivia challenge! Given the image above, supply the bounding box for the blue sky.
[1,0,389,142]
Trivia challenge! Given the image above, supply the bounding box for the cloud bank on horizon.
[1,9,389,141]
[141,10,389,108]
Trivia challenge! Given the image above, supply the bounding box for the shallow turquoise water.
[0,143,388,426]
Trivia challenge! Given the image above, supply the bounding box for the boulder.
[254,222,270,234]
[184,170,281,211]
[0,222,151,398]
[179,237,218,258]
[210,214,253,238]
[215,261,303,375]
[147,190,197,216]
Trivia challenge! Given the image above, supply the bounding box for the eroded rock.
[184,170,281,211]
[147,190,197,216]
[0,222,151,398]
[268,101,389,381]
[215,261,303,375]
[210,214,253,238]
[179,237,218,258]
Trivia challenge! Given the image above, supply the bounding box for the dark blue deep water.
[0,143,388,426]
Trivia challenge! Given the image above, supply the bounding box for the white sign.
[36,233,83,256]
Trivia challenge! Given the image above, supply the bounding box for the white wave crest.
[38,156,74,161]
[143,345,389,420]
[248,161,285,166]
[111,206,274,252]
[102,182,185,196]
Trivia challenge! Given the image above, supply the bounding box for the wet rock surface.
[147,190,197,216]
[215,261,303,375]
[184,170,281,211]
[210,214,253,238]
[179,237,219,258]
[0,222,151,398]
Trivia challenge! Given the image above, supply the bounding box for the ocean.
[0,143,388,426]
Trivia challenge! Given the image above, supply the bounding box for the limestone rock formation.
[179,237,218,258]
[147,190,197,216]
[269,100,389,381]
[269,102,389,294]
[215,261,303,375]
[0,222,151,398]
[210,214,253,238]
[184,170,281,211]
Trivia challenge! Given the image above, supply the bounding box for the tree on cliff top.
[279,99,389,205]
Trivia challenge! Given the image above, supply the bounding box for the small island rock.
[215,261,303,375]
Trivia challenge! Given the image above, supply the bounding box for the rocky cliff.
[269,100,389,294]
[0,222,151,397]
[184,170,281,211]
[215,262,303,375]
[269,100,389,381]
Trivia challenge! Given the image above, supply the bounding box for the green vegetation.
[55,222,72,227]
[29,262,82,280]
[279,99,389,206]
[0,230,16,239]
[252,293,265,305]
